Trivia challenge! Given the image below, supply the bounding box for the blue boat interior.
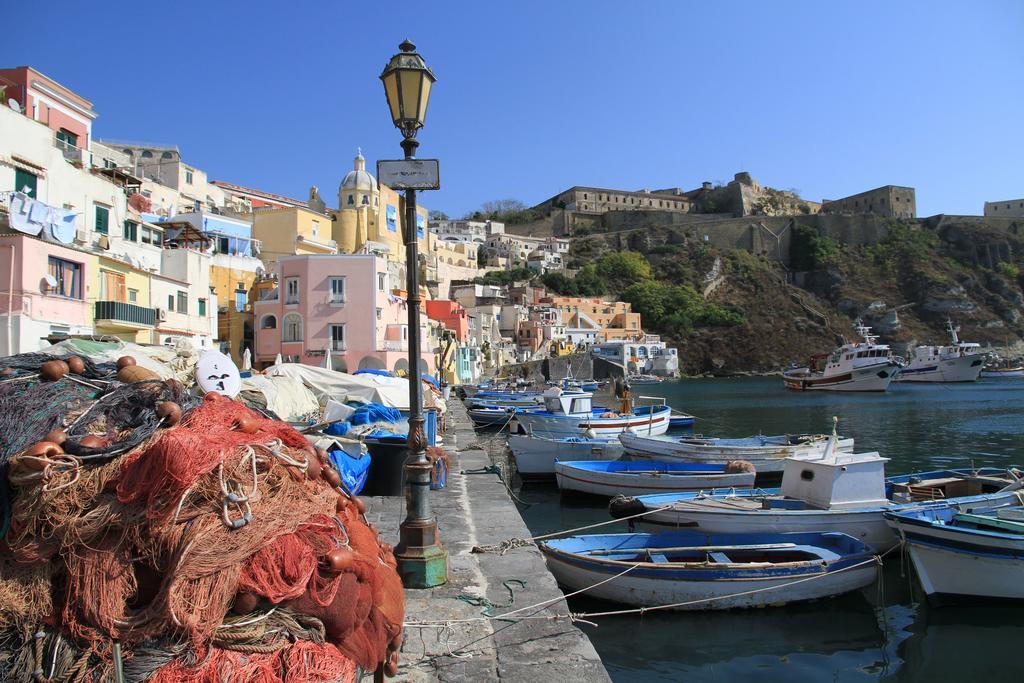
[557,460,730,475]
[544,531,869,565]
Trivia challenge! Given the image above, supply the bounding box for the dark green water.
[513,377,1024,682]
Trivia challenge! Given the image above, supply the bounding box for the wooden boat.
[513,389,671,439]
[885,503,1024,605]
[538,530,878,611]
[611,446,1023,552]
[895,320,986,383]
[980,364,1024,378]
[783,323,900,392]
[620,432,854,473]
[627,374,663,385]
[554,460,755,497]
[508,434,624,477]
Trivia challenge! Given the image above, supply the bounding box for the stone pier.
[365,401,611,682]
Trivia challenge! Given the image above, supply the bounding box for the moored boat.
[895,320,986,383]
[509,434,624,476]
[885,504,1024,605]
[538,530,878,611]
[669,414,696,428]
[783,323,900,392]
[980,359,1024,378]
[620,432,854,473]
[467,404,518,427]
[514,389,671,439]
[627,374,663,385]
[554,460,755,497]
[610,444,1023,552]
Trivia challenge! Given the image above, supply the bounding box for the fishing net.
[0,354,405,682]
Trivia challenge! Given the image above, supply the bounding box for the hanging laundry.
[7,193,42,236]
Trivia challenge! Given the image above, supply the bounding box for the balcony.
[94,301,156,329]
[330,340,347,352]
[379,340,408,352]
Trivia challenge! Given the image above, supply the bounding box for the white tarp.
[51,338,198,381]
[266,364,411,409]
[240,373,320,421]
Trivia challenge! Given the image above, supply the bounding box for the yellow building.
[91,255,155,343]
[329,150,430,261]
[253,206,337,265]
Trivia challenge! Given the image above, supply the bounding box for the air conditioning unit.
[155,308,167,322]
[74,229,87,245]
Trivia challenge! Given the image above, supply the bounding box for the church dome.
[341,149,377,192]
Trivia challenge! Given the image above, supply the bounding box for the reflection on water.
[509,377,1024,682]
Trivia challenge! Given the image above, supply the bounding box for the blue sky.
[3,1,1022,218]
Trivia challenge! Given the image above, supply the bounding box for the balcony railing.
[379,340,408,352]
[94,301,156,327]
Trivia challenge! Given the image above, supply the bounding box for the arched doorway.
[331,357,349,373]
[392,358,410,376]
[357,355,386,371]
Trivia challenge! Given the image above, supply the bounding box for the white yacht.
[896,321,986,383]
[783,324,900,392]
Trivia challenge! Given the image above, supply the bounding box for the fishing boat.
[464,392,544,409]
[610,445,1023,552]
[467,404,518,427]
[509,434,624,476]
[980,359,1024,378]
[620,432,854,473]
[895,320,986,383]
[782,323,901,392]
[538,530,878,611]
[885,503,1024,605]
[513,389,671,439]
[554,460,756,497]
[669,414,696,429]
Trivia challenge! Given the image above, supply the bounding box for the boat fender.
[608,494,645,520]
[725,460,756,474]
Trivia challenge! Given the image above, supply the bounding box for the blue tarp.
[353,368,393,377]
[350,403,402,426]
[324,421,351,436]
[327,447,371,495]
[421,373,440,389]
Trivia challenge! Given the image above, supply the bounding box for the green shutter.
[14,169,37,198]
[123,220,137,241]
[95,206,109,234]
[198,299,206,316]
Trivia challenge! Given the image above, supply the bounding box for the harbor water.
[503,376,1024,682]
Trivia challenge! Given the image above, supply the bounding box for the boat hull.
[896,353,986,383]
[554,461,754,497]
[515,406,671,439]
[540,533,877,611]
[783,362,899,392]
[620,433,855,473]
[981,368,1024,378]
[635,491,1022,553]
[509,435,624,476]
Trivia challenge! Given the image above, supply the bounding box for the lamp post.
[380,39,448,588]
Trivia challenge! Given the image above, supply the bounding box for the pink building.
[0,234,96,355]
[425,300,469,342]
[0,67,96,158]
[253,253,433,375]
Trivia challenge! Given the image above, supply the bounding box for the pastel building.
[543,296,643,341]
[0,234,97,355]
[425,300,469,342]
[253,253,433,375]
[253,205,337,264]
[0,66,96,165]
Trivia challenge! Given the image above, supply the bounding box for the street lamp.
[380,39,448,589]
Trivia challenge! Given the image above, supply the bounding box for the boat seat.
[644,552,670,563]
[707,552,731,564]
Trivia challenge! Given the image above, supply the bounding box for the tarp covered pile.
[0,350,405,681]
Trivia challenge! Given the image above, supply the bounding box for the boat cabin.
[542,389,593,416]
[781,450,890,510]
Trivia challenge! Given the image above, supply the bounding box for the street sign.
[377,159,441,191]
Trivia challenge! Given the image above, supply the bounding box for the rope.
[469,503,676,554]
[461,463,534,508]
[457,579,527,619]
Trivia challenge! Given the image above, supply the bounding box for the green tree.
[574,264,606,296]
[596,251,652,287]
[789,225,839,271]
[541,271,578,295]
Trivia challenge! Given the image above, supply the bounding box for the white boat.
[539,530,878,611]
[895,321,987,382]
[980,361,1024,378]
[513,389,671,439]
[554,460,755,497]
[783,323,901,392]
[509,434,624,476]
[885,504,1024,605]
[620,432,854,473]
[611,443,1022,552]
